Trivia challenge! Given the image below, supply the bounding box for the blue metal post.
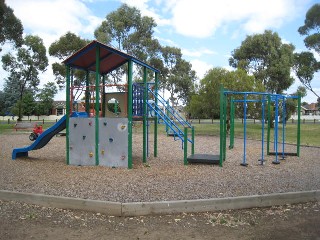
[259,95,265,165]
[272,95,280,164]
[241,94,248,166]
[281,96,286,160]
[166,100,169,135]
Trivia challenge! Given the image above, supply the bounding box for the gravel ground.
[0,132,319,202]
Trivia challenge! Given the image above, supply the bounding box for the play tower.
[63,40,162,169]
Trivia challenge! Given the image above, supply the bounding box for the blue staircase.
[132,83,193,146]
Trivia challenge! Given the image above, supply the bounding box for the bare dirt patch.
[1,200,319,240]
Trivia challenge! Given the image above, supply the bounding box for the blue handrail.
[133,82,193,145]
[148,88,192,128]
[147,101,193,144]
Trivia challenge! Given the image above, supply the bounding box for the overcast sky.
[1,0,319,103]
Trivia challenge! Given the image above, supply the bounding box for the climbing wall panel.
[69,118,96,166]
[99,118,128,168]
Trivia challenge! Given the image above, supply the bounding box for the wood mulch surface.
[0,132,319,202]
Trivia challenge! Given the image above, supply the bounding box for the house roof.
[63,40,160,75]
[303,103,318,111]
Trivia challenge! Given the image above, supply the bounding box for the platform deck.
[187,154,220,164]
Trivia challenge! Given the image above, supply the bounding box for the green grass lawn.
[190,122,319,147]
[1,119,319,147]
[0,121,56,134]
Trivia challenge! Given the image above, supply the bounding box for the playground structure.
[186,85,301,167]
[220,85,301,166]
[11,41,301,168]
[12,40,194,168]
[64,41,196,168]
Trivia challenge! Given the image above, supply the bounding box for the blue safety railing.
[148,88,192,128]
[147,87,192,144]
[132,82,193,145]
[132,83,144,117]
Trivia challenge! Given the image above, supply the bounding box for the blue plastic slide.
[12,112,87,160]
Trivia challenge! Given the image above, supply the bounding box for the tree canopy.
[296,3,320,100]
[188,68,265,119]
[160,46,196,106]
[94,4,161,63]
[298,3,320,55]
[1,35,48,120]
[0,90,5,116]
[0,0,23,51]
[293,51,320,98]
[36,82,58,115]
[229,30,295,94]
[49,32,89,89]
[94,4,163,86]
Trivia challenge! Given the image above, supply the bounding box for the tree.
[285,86,308,121]
[188,68,265,119]
[298,4,320,55]
[95,4,160,60]
[293,51,320,98]
[94,4,196,105]
[0,90,5,116]
[0,0,23,51]
[21,91,36,119]
[94,4,162,83]
[1,35,48,120]
[229,30,295,94]
[172,59,196,105]
[188,94,206,119]
[36,82,58,115]
[160,46,196,106]
[49,32,89,89]
[295,86,307,98]
[1,75,20,115]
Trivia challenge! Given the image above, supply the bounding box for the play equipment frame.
[64,41,160,169]
[221,85,301,166]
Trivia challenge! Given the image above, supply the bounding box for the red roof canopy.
[63,40,159,74]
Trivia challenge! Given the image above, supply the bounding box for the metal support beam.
[127,60,133,169]
[95,46,100,166]
[66,66,71,165]
[219,85,224,167]
[85,70,90,114]
[102,75,106,117]
[143,67,147,163]
[154,72,158,158]
[297,94,301,157]
[184,127,188,165]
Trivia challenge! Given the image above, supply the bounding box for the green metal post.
[85,70,90,114]
[143,66,147,163]
[66,66,71,165]
[223,94,227,160]
[297,94,301,157]
[219,84,224,167]
[114,100,118,115]
[229,96,235,149]
[154,72,158,157]
[184,127,188,165]
[267,95,271,155]
[191,126,195,155]
[94,46,100,166]
[127,60,133,169]
[102,75,106,117]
